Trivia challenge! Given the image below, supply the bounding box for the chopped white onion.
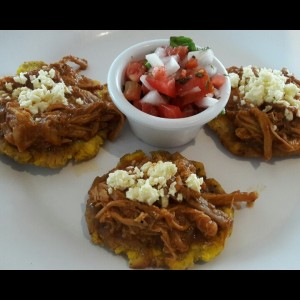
[214,88,221,98]
[187,48,215,67]
[145,53,164,67]
[194,97,218,108]
[172,54,180,62]
[154,47,166,58]
[180,86,201,97]
[161,55,179,64]
[205,64,217,77]
[179,56,188,68]
[161,56,170,64]
[187,50,199,61]
[140,75,154,91]
[140,90,167,106]
[198,49,215,67]
[164,56,180,76]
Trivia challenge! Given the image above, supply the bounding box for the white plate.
[1,30,300,270]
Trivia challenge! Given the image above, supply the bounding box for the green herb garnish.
[170,36,197,52]
[144,61,151,69]
[176,76,192,84]
[200,46,210,51]
[205,80,210,90]
[195,72,204,78]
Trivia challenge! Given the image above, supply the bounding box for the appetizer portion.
[85,150,258,269]
[0,56,125,168]
[208,66,300,160]
[123,36,226,118]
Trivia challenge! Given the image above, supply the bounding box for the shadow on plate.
[0,153,62,176]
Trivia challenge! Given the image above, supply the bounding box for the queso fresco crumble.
[106,160,204,208]
[9,68,83,115]
[229,65,300,121]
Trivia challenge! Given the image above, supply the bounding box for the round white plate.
[1,30,300,270]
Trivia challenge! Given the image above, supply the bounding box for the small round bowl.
[108,39,231,148]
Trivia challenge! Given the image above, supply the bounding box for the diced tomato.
[185,57,198,69]
[124,81,141,102]
[181,104,198,117]
[158,104,182,118]
[141,103,159,117]
[175,68,214,106]
[125,61,146,82]
[165,46,189,60]
[133,100,142,110]
[141,83,149,95]
[211,74,226,89]
[146,76,176,98]
[180,92,204,107]
[177,69,187,79]
[123,41,221,120]
[176,69,212,96]
[152,66,167,80]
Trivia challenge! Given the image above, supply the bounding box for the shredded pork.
[0,56,125,152]
[224,66,300,160]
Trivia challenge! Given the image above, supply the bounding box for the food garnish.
[123,36,226,118]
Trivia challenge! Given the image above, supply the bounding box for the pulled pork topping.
[87,151,258,259]
[0,55,124,152]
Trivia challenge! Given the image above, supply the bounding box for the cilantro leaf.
[170,36,198,52]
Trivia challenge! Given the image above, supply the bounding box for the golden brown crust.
[0,131,105,168]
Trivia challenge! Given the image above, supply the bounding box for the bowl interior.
[108,39,231,130]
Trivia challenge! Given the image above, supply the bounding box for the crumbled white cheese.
[13,72,27,84]
[106,170,135,191]
[229,73,240,88]
[284,83,299,101]
[284,108,294,121]
[49,68,55,78]
[146,161,177,180]
[17,83,69,114]
[168,182,177,197]
[76,98,84,105]
[31,70,55,89]
[229,65,300,120]
[185,174,203,193]
[5,82,13,91]
[126,179,159,205]
[11,68,72,115]
[106,160,203,207]
[160,196,169,208]
[146,161,177,189]
[177,193,183,202]
[263,105,273,113]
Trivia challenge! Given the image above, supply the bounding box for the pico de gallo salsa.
[123,36,226,119]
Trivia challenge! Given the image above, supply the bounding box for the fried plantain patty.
[208,66,300,160]
[0,57,125,168]
[85,150,257,269]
